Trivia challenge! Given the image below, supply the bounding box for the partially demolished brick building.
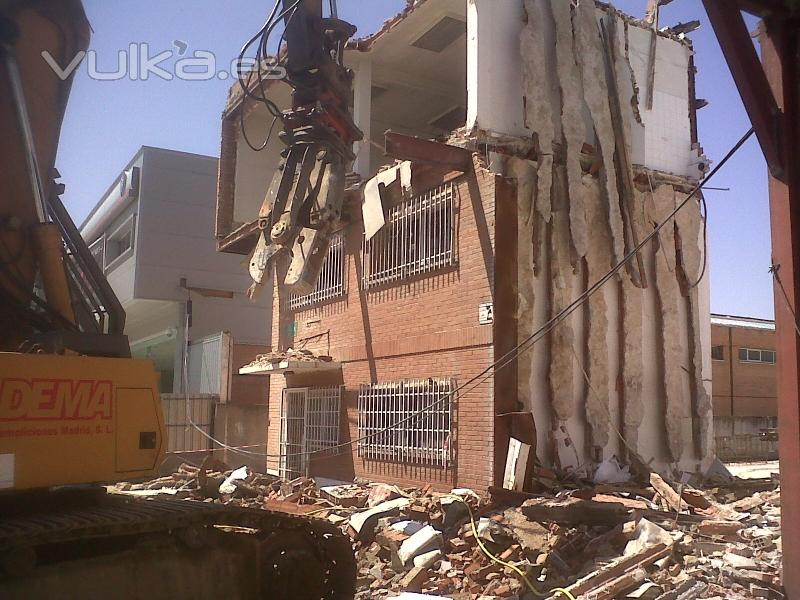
[215,0,713,492]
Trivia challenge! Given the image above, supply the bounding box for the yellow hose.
[444,495,577,600]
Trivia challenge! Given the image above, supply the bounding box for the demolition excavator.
[0,0,358,598]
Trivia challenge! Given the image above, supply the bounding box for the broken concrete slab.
[723,552,759,570]
[398,525,443,566]
[350,498,411,540]
[650,473,684,513]
[522,496,632,525]
[413,549,442,570]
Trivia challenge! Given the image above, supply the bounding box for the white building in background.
[79,146,269,394]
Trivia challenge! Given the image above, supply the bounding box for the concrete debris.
[321,483,369,507]
[595,456,633,484]
[243,347,334,370]
[650,472,684,513]
[362,161,412,240]
[369,483,405,507]
[350,498,412,541]
[398,525,443,566]
[218,465,249,495]
[114,465,783,599]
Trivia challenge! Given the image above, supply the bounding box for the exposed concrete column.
[466,0,528,137]
[352,58,372,178]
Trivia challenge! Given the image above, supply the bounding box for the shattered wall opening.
[351,0,467,176]
[492,0,713,476]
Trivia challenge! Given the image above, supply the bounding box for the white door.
[279,386,342,480]
[279,388,308,479]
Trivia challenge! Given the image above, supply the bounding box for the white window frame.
[361,183,456,289]
[738,347,776,364]
[104,213,136,273]
[279,386,342,479]
[290,232,346,310]
[358,378,453,468]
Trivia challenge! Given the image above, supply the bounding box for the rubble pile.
[242,347,334,370]
[113,464,783,599]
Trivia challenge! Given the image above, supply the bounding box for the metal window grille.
[361,183,456,288]
[161,395,214,453]
[738,347,777,364]
[357,378,453,468]
[279,386,342,479]
[290,233,346,310]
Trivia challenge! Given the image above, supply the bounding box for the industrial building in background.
[711,313,778,462]
[217,0,714,491]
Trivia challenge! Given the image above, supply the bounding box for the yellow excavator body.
[0,353,165,491]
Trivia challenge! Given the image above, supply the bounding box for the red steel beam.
[703,0,785,180]
[384,131,473,172]
[759,19,800,597]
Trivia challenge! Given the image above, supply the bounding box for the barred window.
[358,378,453,468]
[279,386,342,479]
[289,233,346,310]
[361,183,456,288]
[738,348,776,364]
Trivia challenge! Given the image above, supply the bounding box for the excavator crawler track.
[0,491,356,600]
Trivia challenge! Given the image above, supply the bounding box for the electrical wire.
[183,127,754,462]
[446,495,576,599]
[687,192,708,289]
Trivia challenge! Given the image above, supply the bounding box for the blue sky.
[56,1,773,319]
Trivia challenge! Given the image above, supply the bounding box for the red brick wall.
[264,159,501,492]
[230,343,268,406]
[711,323,777,417]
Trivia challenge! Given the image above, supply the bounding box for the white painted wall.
[131,148,270,346]
[467,0,528,137]
[626,26,703,178]
[467,1,701,178]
